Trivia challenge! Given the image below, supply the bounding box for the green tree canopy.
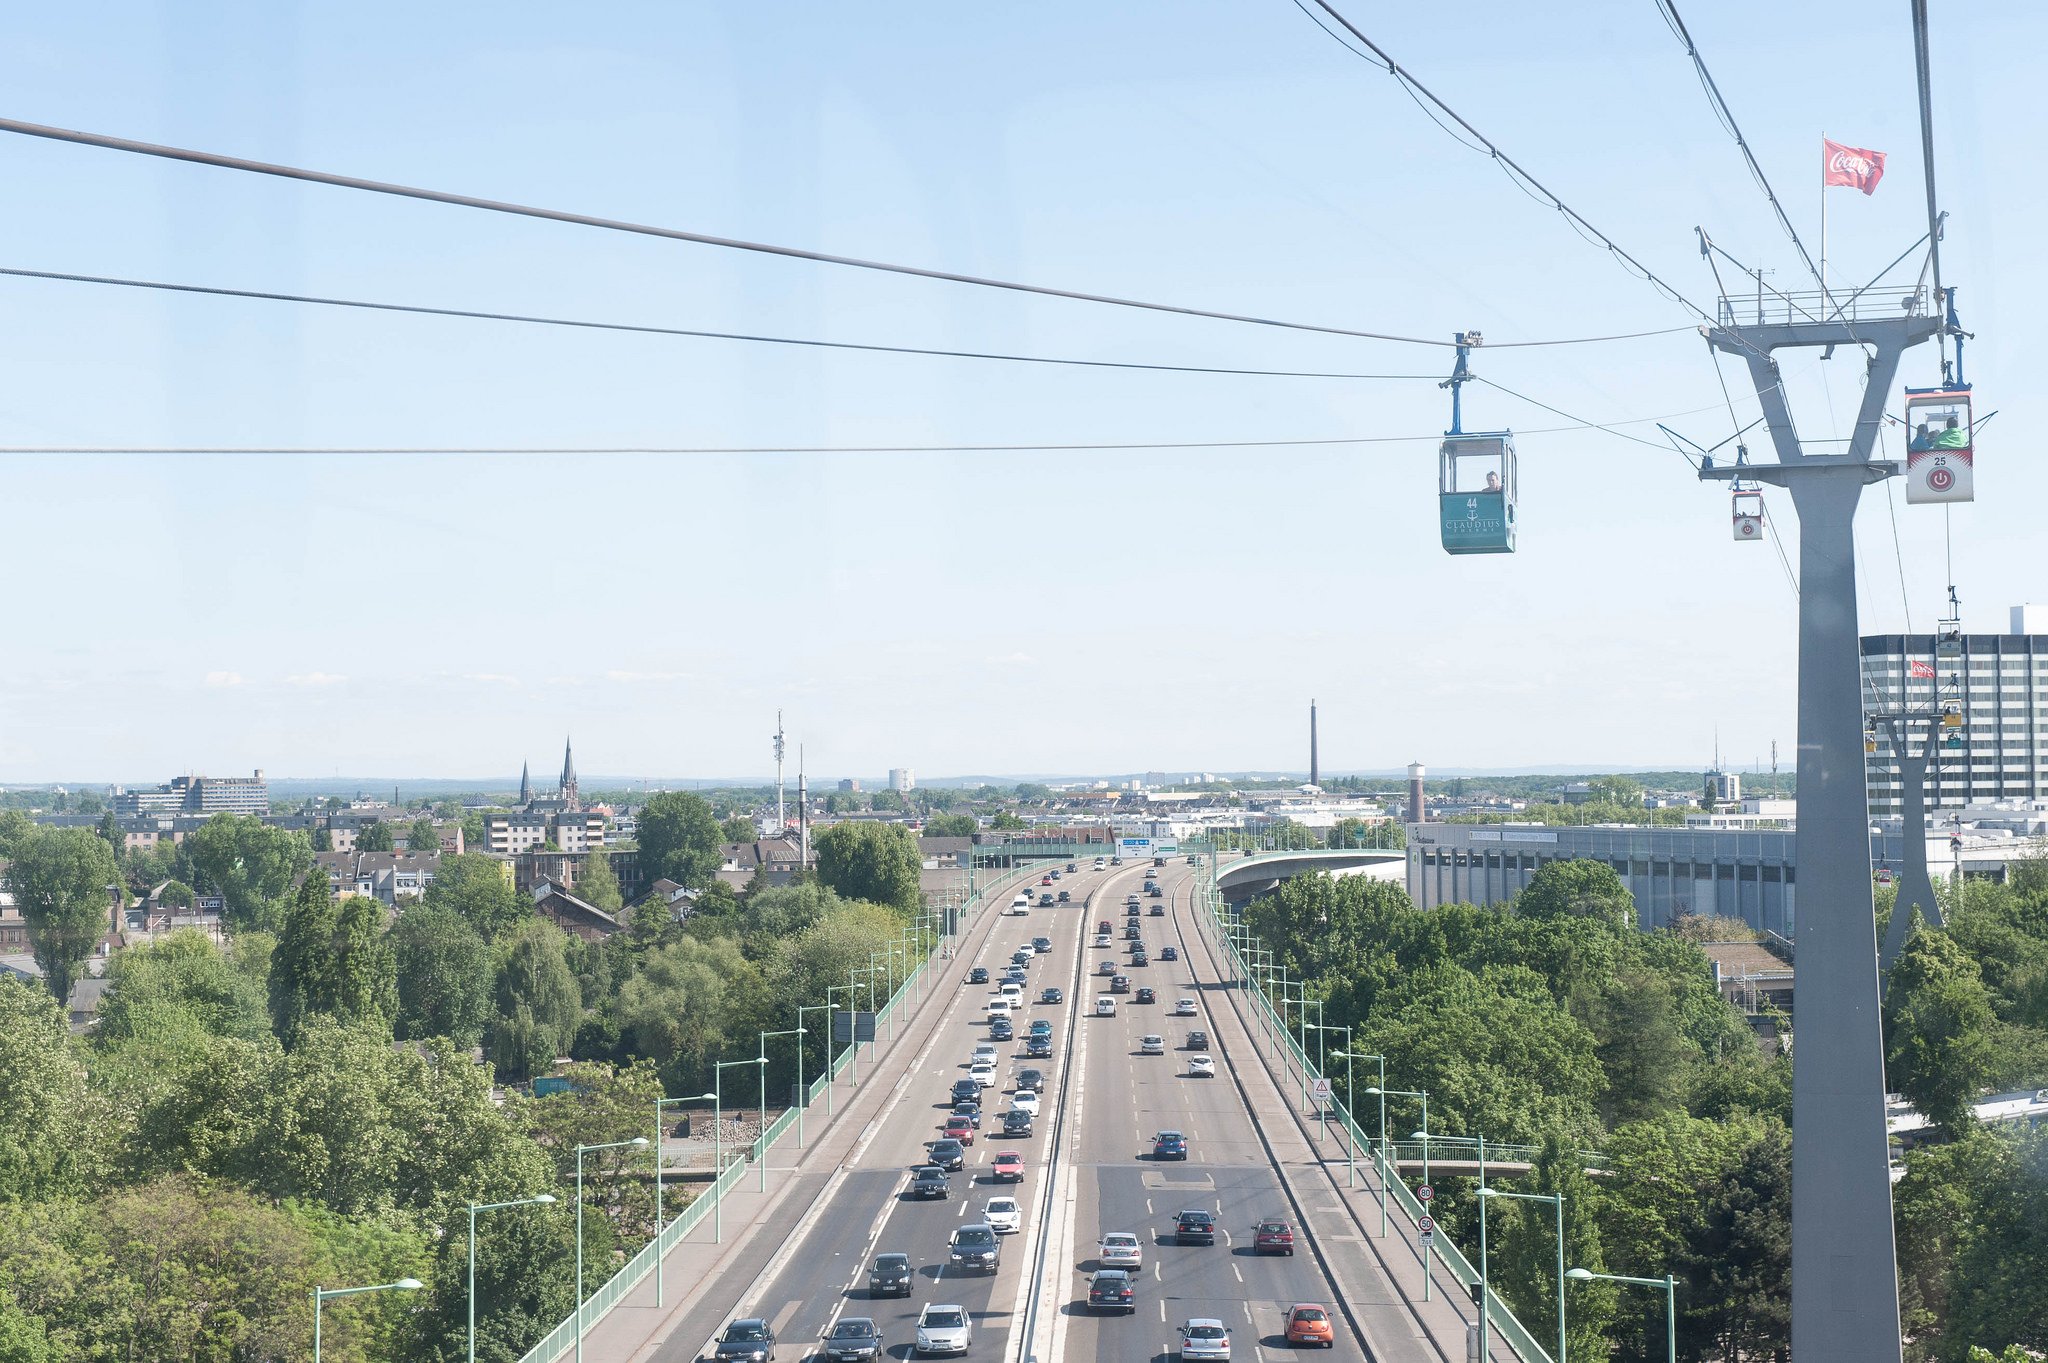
[355,820,396,853]
[813,821,922,913]
[922,813,978,838]
[406,817,440,853]
[98,928,271,1046]
[1885,927,1998,1134]
[391,906,493,1048]
[422,853,530,939]
[576,851,624,912]
[636,792,724,889]
[6,826,119,1004]
[0,976,98,1202]
[491,919,583,1081]
[180,814,313,932]
[719,815,757,843]
[269,875,396,1043]
[1515,859,1636,930]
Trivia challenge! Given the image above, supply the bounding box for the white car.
[915,1304,972,1357]
[1095,997,1117,1017]
[1140,1034,1166,1056]
[1010,1090,1040,1117]
[1093,933,1112,948]
[1179,1318,1232,1361]
[984,1196,1022,1233]
[1187,1054,1216,1078]
[986,998,1012,1017]
[1007,896,1031,916]
[1098,1232,1143,1269]
[1016,941,1038,956]
[999,981,1022,1000]
[1093,859,1106,870]
[1173,998,1198,1017]
[970,1061,997,1089]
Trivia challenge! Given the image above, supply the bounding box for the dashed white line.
[1232,1264,1244,1283]
[1242,1302,1255,1323]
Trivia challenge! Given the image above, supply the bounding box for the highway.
[663,857,1358,1363]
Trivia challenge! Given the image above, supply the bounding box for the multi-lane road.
[667,858,1357,1363]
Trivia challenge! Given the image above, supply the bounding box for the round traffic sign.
[1417,1214,1435,1234]
[1417,1184,1434,1203]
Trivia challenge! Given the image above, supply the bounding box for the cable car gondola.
[1732,486,1764,542]
[1438,432,1517,554]
[1903,385,1974,504]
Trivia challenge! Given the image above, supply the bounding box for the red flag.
[1908,660,1935,679]
[1824,139,1886,195]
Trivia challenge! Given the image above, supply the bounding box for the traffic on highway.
[686,855,1351,1363]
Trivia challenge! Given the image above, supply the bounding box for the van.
[999,981,1022,1001]
[1008,894,1031,915]
[1095,996,1117,1017]
[987,998,1013,1018]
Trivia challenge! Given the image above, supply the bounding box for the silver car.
[1179,1318,1232,1361]
[915,1305,972,1357]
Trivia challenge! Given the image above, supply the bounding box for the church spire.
[560,737,578,810]
[519,761,531,806]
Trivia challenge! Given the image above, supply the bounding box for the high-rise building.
[112,770,269,817]
[1862,609,2048,815]
[889,768,914,793]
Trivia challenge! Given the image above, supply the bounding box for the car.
[1012,950,1033,967]
[984,1196,1022,1233]
[1098,1232,1143,1268]
[1149,900,1165,912]
[1140,1034,1165,1055]
[1285,1304,1336,1348]
[1049,869,1061,880]
[1135,987,1156,1005]
[1097,919,1113,934]
[951,1078,980,1103]
[1003,969,1028,986]
[949,1224,1000,1273]
[927,1139,967,1171]
[943,1115,977,1146]
[1111,856,1123,865]
[1010,1090,1040,1116]
[1174,1209,1216,1245]
[1041,875,1054,886]
[1173,998,1198,1016]
[1032,936,1053,953]
[1016,1065,1046,1091]
[1110,975,1130,994]
[1038,893,1055,907]
[1098,960,1117,976]
[1067,863,1079,873]
[1006,897,1030,916]
[1093,933,1112,948]
[1000,979,1024,998]
[969,1062,997,1089]
[1040,986,1064,1004]
[714,1318,777,1363]
[986,998,1013,1018]
[1161,946,1179,962]
[914,1304,972,1357]
[1188,1054,1216,1078]
[1094,859,1106,870]
[1088,1269,1136,1313]
[950,1101,981,1128]
[990,1018,1013,1041]
[1001,1108,1034,1137]
[1179,1319,1232,1362]
[991,1150,1025,1181]
[1186,1030,1209,1050]
[1024,1038,1053,1059]
[1153,1130,1189,1160]
[824,1317,884,1363]
[1057,890,1071,902]
[1095,996,1116,1017]
[967,966,989,984]
[1123,925,1140,940]
[1131,950,1149,968]
[1254,1220,1296,1255]
[973,1042,999,1064]
[868,1252,914,1297]
[1028,1018,1054,1038]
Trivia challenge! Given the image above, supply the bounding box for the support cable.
[0,116,1690,352]
[0,265,1445,384]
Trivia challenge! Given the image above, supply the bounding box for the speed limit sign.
[1417,1184,1434,1203]
[1417,1214,1435,1234]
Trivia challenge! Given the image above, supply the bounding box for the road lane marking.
[1233,1264,1244,1283]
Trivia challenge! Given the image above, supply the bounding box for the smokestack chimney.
[1309,700,1319,788]
[1408,762,1427,823]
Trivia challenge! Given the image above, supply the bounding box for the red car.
[991,1151,1025,1182]
[943,1116,977,1146]
[1254,1220,1295,1255]
[1042,875,1054,885]
[1285,1303,1334,1347]
[1097,921,1112,935]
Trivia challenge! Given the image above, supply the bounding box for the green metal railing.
[515,863,1038,1363]
[1190,864,1556,1363]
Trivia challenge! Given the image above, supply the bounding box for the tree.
[158,878,195,908]
[1591,969,1698,1125]
[95,810,121,859]
[636,791,724,889]
[720,815,757,843]
[392,906,494,1048]
[423,853,530,939]
[577,851,624,912]
[179,814,313,931]
[0,810,31,859]
[515,1060,664,1244]
[270,872,339,1043]
[97,928,271,1045]
[407,817,440,854]
[461,809,487,849]
[329,895,398,1031]
[814,822,922,912]
[1885,928,1997,1135]
[413,1198,576,1363]
[355,820,396,852]
[491,919,583,1080]
[989,811,1026,832]
[1493,1131,1615,1363]
[923,813,977,838]
[1678,1121,1791,1361]
[268,875,395,1042]
[1516,859,1635,930]
[0,975,97,1201]
[7,825,119,1003]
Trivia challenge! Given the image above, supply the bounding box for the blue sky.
[0,1,2035,783]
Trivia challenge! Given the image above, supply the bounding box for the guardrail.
[1191,862,1558,1363]
[514,861,1041,1363]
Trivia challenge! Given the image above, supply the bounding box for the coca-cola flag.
[1909,660,1936,679]
[1824,139,1886,195]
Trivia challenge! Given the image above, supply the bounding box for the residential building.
[1863,608,2048,816]
[838,778,862,793]
[485,809,604,855]
[512,848,640,897]
[532,885,620,941]
[714,838,808,893]
[312,851,440,906]
[111,769,270,817]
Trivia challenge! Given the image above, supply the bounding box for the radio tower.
[774,711,787,832]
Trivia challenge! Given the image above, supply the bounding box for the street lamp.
[1344,1052,1389,1223]
[758,1028,805,1192]
[1367,1088,1428,1293]
[713,1057,766,1233]
[467,1195,556,1362]
[1304,1022,1351,1160]
[652,1094,714,1307]
[826,984,859,1084]
[796,1003,835,1125]
[1478,1186,1568,1363]
[1567,1268,1677,1363]
[573,1137,648,1363]
[313,1278,422,1363]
